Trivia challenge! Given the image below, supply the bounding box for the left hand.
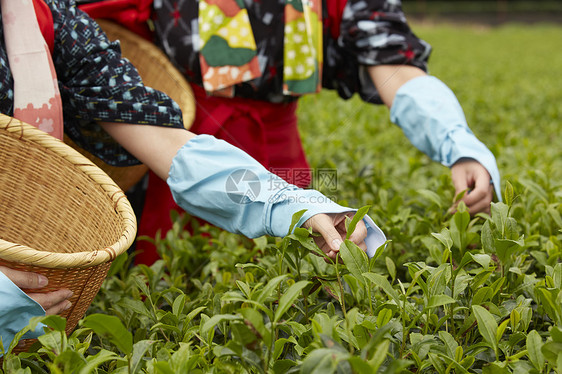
[0,266,73,315]
[303,212,368,261]
[450,159,494,214]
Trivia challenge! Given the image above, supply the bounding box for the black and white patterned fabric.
[0,0,184,166]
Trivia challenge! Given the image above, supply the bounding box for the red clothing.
[33,0,55,53]
[78,0,153,39]
[134,84,311,265]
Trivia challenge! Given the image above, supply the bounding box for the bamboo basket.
[64,19,195,192]
[0,114,137,352]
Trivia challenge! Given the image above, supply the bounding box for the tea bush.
[2,23,561,374]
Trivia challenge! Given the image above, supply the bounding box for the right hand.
[303,212,368,261]
[0,266,73,315]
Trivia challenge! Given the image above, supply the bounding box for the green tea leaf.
[472,305,498,355]
[427,295,456,309]
[172,294,186,316]
[256,274,290,304]
[38,330,64,355]
[385,256,396,281]
[301,348,347,374]
[345,205,371,240]
[432,228,453,251]
[288,209,307,235]
[470,253,491,269]
[201,314,242,338]
[504,181,514,206]
[438,330,458,358]
[131,340,157,373]
[541,341,562,368]
[376,308,393,328]
[339,240,368,284]
[40,315,67,332]
[274,280,309,323]
[363,272,400,305]
[450,209,470,252]
[82,314,133,355]
[417,189,444,208]
[347,356,372,373]
[272,359,297,374]
[552,326,562,343]
[79,349,119,374]
[526,330,544,371]
[495,318,510,343]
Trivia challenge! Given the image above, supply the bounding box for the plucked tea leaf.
[288,209,307,235]
[345,205,371,240]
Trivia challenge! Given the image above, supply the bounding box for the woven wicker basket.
[64,19,196,192]
[0,114,137,352]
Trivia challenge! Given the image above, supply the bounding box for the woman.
[79,0,502,264]
[0,0,384,351]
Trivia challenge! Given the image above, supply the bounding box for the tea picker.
[0,0,386,352]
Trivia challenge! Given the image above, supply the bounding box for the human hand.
[450,159,494,214]
[303,212,368,261]
[0,266,73,315]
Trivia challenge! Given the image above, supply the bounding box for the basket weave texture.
[64,19,196,192]
[0,114,137,351]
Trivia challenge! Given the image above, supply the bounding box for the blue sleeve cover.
[0,272,45,354]
[167,135,386,257]
[390,76,502,200]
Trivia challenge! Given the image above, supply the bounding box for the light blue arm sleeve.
[0,271,45,354]
[390,76,502,200]
[167,135,386,257]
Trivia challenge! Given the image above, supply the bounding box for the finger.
[0,266,48,289]
[44,300,73,315]
[451,170,470,201]
[28,289,73,311]
[463,171,491,206]
[309,214,345,253]
[466,185,493,214]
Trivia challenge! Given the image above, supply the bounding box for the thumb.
[308,214,344,253]
[0,266,48,289]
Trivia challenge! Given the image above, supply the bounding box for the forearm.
[101,124,387,255]
[367,65,427,108]
[367,70,502,200]
[100,122,195,180]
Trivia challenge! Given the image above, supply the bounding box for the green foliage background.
[3,23,562,374]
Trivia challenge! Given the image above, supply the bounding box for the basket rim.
[0,114,137,269]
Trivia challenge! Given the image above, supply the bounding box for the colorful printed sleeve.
[323,0,431,104]
[47,0,184,166]
[338,0,431,68]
